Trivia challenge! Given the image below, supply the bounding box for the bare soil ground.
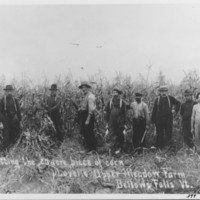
[0,129,200,194]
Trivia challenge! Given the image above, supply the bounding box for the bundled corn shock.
[12,94,58,159]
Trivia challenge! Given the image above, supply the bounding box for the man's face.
[5,90,14,96]
[51,90,57,96]
[136,97,142,103]
[160,91,168,97]
[197,94,200,102]
[81,86,89,94]
[112,90,119,98]
[185,95,192,101]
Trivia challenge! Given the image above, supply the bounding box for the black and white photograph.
[0,0,199,199]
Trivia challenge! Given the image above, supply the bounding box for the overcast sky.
[0,4,200,84]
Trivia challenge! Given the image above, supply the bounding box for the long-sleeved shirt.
[46,94,62,115]
[151,95,180,123]
[104,97,126,127]
[80,91,96,115]
[180,100,196,121]
[0,95,21,121]
[131,101,150,125]
[191,103,200,137]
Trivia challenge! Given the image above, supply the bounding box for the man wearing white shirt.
[79,81,97,152]
[131,93,150,152]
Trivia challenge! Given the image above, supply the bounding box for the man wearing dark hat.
[151,85,180,149]
[180,89,196,149]
[104,87,127,154]
[78,81,97,152]
[0,85,21,152]
[45,84,64,143]
[131,92,150,152]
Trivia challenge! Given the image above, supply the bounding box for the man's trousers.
[80,111,96,151]
[155,117,173,149]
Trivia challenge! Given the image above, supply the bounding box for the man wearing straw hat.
[78,81,97,152]
[104,87,127,154]
[180,89,196,149]
[151,85,180,149]
[0,85,21,152]
[45,84,64,143]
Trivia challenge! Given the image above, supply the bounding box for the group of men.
[0,82,198,155]
[77,82,197,154]
[103,85,181,153]
[0,84,65,153]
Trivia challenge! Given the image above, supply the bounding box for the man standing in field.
[104,87,127,154]
[45,84,64,143]
[191,92,200,151]
[180,89,195,149]
[131,92,150,153]
[78,81,97,152]
[151,85,180,149]
[0,85,21,152]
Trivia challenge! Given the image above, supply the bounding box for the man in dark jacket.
[45,84,64,143]
[104,87,127,154]
[0,85,21,152]
[151,85,180,149]
[180,89,195,149]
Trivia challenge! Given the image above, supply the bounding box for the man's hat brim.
[113,88,122,94]
[135,93,143,98]
[4,88,14,91]
[159,89,168,92]
[184,93,192,96]
[79,84,91,89]
[184,90,192,96]
[49,84,58,91]
[4,85,14,91]
[158,87,168,92]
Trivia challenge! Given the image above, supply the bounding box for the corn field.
[0,70,200,194]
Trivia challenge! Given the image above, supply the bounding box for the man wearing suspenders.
[104,87,127,154]
[151,85,180,149]
[0,85,21,152]
[46,84,64,143]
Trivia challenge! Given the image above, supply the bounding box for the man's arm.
[191,106,196,135]
[144,103,150,128]
[151,98,157,124]
[180,103,184,117]
[15,98,22,121]
[122,100,127,125]
[0,98,4,122]
[50,96,61,112]
[170,96,181,113]
[85,94,96,124]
